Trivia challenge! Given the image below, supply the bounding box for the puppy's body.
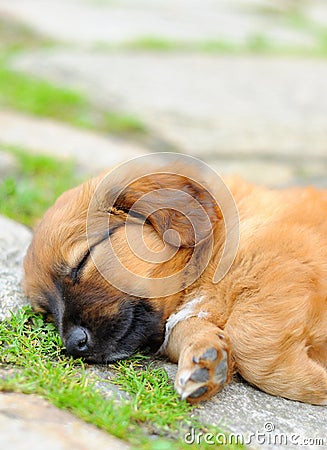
[24,160,327,405]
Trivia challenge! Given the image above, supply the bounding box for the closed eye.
[71,249,91,284]
[70,230,117,283]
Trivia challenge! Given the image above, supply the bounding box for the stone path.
[0,216,30,321]
[11,51,327,186]
[160,362,327,449]
[0,111,150,175]
[12,51,327,159]
[0,392,129,450]
[0,0,326,186]
[0,0,321,47]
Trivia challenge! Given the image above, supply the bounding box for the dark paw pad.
[190,368,210,383]
[193,347,218,363]
[188,386,208,399]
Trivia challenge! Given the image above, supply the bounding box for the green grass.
[112,360,193,435]
[115,36,246,54]
[121,37,182,52]
[102,111,146,134]
[0,65,147,135]
[0,307,243,449]
[0,16,147,136]
[0,147,78,227]
[0,66,87,120]
[115,33,327,58]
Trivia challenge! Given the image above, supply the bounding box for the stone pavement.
[0,0,327,187]
[0,392,130,450]
[0,216,30,321]
[0,0,321,47]
[11,51,327,186]
[160,362,327,449]
[0,111,150,175]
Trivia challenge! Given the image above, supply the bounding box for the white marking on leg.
[158,296,207,354]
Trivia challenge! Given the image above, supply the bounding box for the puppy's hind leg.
[163,317,234,403]
[238,343,327,406]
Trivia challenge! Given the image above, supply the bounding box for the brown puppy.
[24,155,327,405]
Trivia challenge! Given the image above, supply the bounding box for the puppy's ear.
[112,173,221,248]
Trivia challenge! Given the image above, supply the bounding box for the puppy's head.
[24,160,221,363]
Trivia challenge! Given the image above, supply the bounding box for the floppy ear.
[112,173,221,248]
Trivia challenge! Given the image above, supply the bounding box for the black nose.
[65,327,90,357]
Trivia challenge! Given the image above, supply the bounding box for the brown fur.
[24,162,327,405]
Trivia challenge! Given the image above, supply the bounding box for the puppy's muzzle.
[65,326,91,357]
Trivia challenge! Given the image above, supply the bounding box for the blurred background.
[0,0,326,226]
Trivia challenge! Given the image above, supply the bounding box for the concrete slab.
[0,111,150,175]
[0,0,319,47]
[11,51,327,158]
[0,392,130,450]
[10,51,327,187]
[0,216,31,321]
[159,361,327,450]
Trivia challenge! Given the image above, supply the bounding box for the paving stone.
[308,1,327,27]
[3,0,327,187]
[158,361,327,450]
[11,51,327,186]
[0,0,319,47]
[0,111,150,175]
[0,216,31,321]
[0,392,130,450]
[84,365,130,401]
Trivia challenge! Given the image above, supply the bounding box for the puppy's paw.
[175,335,231,403]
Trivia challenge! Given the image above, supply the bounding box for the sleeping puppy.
[23,155,327,405]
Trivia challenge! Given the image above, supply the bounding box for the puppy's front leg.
[165,317,233,403]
